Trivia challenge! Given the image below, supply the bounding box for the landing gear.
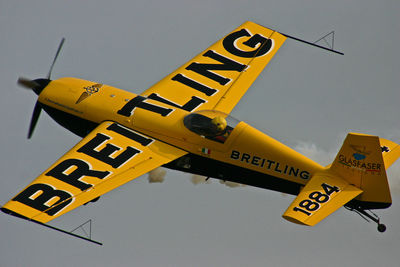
[377,223,386,233]
[345,205,386,233]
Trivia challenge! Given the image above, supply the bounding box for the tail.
[281,132,399,230]
[330,133,400,209]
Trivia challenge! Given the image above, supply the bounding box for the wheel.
[377,224,386,233]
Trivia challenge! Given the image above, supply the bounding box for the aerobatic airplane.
[2,22,399,244]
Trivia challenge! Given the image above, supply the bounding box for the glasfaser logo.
[350,145,371,160]
[338,145,381,172]
[76,83,103,104]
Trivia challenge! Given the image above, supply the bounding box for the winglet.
[1,207,103,245]
[280,32,344,55]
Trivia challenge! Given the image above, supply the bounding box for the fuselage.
[39,77,325,195]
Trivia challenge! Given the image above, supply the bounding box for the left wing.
[282,173,362,226]
[141,21,286,114]
[2,121,186,223]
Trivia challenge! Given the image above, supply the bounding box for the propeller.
[17,77,39,90]
[47,38,65,79]
[18,38,65,139]
[27,102,42,139]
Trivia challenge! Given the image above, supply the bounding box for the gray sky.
[1,0,400,266]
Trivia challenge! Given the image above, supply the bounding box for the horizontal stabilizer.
[379,138,400,170]
[283,172,362,226]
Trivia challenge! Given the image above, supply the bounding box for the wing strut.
[313,31,335,50]
[70,219,94,239]
[1,207,102,245]
[279,31,344,55]
[34,219,103,245]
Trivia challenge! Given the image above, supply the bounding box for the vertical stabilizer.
[330,133,391,208]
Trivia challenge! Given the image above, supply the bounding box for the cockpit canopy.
[183,110,239,143]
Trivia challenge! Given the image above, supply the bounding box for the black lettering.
[322,183,340,195]
[274,162,282,173]
[289,167,299,177]
[231,150,240,160]
[172,74,217,96]
[260,158,266,167]
[117,96,173,117]
[266,160,275,169]
[241,153,251,163]
[222,29,272,58]
[186,50,246,85]
[300,171,310,179]
[361,163,367,169]
[251,156,260,166]
[147,93,205,112]
[13,183,72,216]
[78,133,140,168]
[107,123,153,146]
[283,165,288,174]
[46,159,110,191]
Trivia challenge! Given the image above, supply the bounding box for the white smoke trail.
[294,140,400,196]
[190,175,245,187]
[294,141,336,166]
[148,167,166,183]
[191,175,212,185]
[219,180,246,188]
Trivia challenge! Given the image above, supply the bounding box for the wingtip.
[1,207,30,220]
[1,207,11,214]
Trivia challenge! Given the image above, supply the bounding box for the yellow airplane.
[2,22,399,244]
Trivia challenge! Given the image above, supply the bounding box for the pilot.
[210,116,227,136]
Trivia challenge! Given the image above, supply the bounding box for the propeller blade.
[47,37,65,79]
[27,101,42,139]
[17,77,39,89]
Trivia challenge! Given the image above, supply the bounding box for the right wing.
[140,21,286,114]
[2,121,186,224]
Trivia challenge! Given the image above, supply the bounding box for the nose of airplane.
[17,77,52,139]
[32,78,51,95]
[17,77,51,95]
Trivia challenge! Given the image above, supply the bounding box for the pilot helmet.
[211,116,227,132]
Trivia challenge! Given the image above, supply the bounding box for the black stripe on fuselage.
[164,153,302,195]
[42,104,98,137]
